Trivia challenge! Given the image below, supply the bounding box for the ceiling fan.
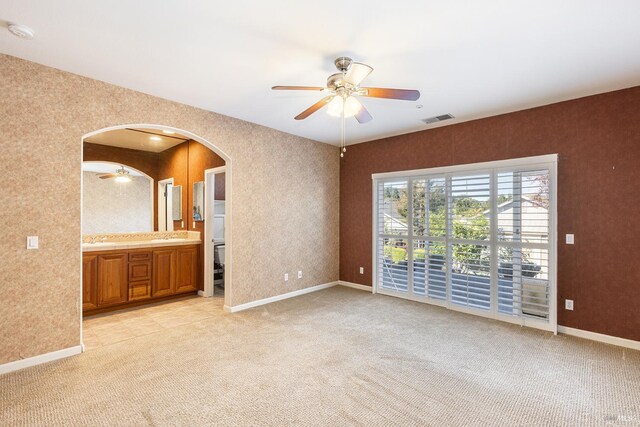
[272,57,420,123]
[97,166,132,183]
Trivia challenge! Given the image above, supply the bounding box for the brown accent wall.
[157,142,189,231]
[215,172,226,201]
[340,86,640,341]
[185,140,226,290]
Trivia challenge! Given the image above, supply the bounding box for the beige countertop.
[82,238,201,252]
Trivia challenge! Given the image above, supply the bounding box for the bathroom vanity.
[82,232,202,314]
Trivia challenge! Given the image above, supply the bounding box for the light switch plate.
[297,270,302,279]
[27,236,38,250]
[566,234,575,244]
[284,273,288,282]
[565,299,574,310]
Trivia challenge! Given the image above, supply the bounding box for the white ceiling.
[2,1,640,146]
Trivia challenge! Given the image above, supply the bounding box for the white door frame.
[158,177,174,232]
[203,166,226,297]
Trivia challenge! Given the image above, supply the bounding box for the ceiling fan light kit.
[273,57,420,157]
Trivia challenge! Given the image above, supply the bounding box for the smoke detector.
[8,23,35,40]
[422,114,455,125]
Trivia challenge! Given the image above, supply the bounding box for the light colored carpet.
[1,287,639,426]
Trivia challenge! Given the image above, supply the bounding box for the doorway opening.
[80,124,231,350]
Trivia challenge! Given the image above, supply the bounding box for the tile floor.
[82,292,225,350]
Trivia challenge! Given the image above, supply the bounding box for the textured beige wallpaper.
[0,54,339,365]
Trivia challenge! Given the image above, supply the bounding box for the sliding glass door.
[374,156,556,330]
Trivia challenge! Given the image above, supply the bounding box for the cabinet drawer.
[129,280,151,301]
[129,261,151,281]
[129,251,151,262]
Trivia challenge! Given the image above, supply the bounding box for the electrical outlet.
[359,267,364,274]
[298,270,302,279]
[565,299,574,310]
[284,273,288,282]
[566,234,575,245]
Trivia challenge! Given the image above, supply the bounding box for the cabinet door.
[176,246,198,293]
[82,254,98,310]
[153,249,176,297]
[97,253,128,306]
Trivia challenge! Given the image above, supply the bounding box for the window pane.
[413,178,446,237]
[379,181,409,235]
[412,240,447,300]
[450,243,491,310]
[497,170,549,244]
[498,247,549,318]
[378,238,409,292]
[450,174,491,240]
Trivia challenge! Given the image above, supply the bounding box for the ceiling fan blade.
[295,96,335,120]
[98,173,116,179]
[353,98,373,124]
[361,87,420,101]
[272,85,325,91]
[345,63,373,86]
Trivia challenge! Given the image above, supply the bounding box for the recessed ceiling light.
[162,130,175,134]
[150,136,162,141]
[8,23,35,40]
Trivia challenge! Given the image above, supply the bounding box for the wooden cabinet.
[176,246,198,293]
[82,254,98,310]
[128,251,151,301]
[83,244,199,314]
[97,253,128,307]
[152,249,176,297]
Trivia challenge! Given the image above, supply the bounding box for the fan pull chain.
[340,101,345,158]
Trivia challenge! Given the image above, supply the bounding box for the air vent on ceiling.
[422,114,455,125]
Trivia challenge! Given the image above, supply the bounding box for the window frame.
[372,154,558,333]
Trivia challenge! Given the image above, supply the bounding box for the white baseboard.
[224,281,339,313]
[197,290,207,297]
[0,345,83,376]
[557,326,640,351]
[338,280,373,292]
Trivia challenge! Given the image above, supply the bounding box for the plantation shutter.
[374,156,556,331]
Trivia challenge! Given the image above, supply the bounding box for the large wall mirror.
[172,185,182,221]
[193,181,204,221]
[82,161,153,234]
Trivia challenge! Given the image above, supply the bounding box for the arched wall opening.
[80,124,232,343]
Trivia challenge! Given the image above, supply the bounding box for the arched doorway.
[80,124,232,348]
